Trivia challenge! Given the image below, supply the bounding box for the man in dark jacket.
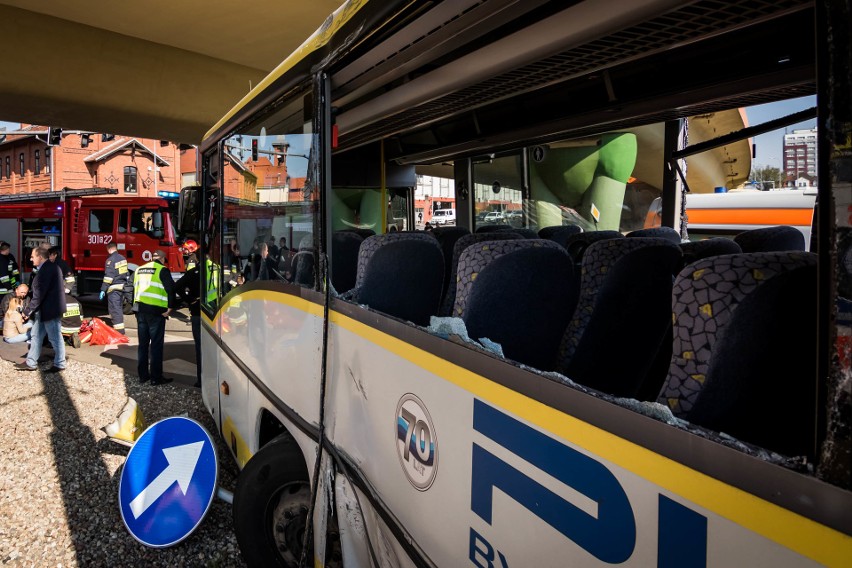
[16,247,66,372]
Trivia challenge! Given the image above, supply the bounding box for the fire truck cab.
[0,188,185,302]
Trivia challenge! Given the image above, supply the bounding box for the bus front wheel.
[232,434,312,567]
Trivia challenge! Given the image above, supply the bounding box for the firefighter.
[48,247,76,296]
[61,289,83,348]
[180,239,199,271]
[100,242,128,334]
[0,241,20,299]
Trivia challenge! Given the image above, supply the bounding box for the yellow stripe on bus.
[329,308,851,567]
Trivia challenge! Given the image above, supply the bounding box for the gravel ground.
[0,357,246,567]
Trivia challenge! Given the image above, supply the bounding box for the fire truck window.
[131,210,155,235]
[118,210,128,233]
[89,209,114,233]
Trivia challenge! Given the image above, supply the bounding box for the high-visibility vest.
[206,259,219,304]
[133,262,168,308]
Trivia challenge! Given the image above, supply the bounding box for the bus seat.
[293,235,316,288]
[679,238,742,269]
[475,225,516,234]
[538,225,583,248]
[733,225,805,253]
[627,226,682,244]
[510,228,539,239]
[354,233,444,326]
[658,251,818,457]
[433,227,471,303]
[439,232,524,316]
[331,231,364,294]
[453,238,567,318]
[464,247,574,370]
[558,238,682,398]
[343,228,376,240]
[562,231,624,263]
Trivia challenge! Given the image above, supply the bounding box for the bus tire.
[232,433,312,568]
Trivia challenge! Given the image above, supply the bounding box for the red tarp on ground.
[79,318,129,345]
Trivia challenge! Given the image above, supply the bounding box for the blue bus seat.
[659,251,817,457]
[733,225,805,253]
[558,237,682,398]
[464,246,574,371]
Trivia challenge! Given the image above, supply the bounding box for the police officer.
[133,250,175,385]
[0,242,20,299]
[100,242,128,334]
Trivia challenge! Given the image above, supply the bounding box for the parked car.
[482,211,505,223]
[432,208,456,225]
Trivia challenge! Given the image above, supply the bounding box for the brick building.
[0,124,183,197]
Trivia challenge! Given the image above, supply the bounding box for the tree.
[751,165,785,189]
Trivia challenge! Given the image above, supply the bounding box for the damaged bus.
[182,0,852,566]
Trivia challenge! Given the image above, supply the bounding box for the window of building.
[45,148,51,174]
[5,156,10,179]
[160,140,169,147]
[34,150,40,175]
[89,209,114,233]
[124,166,137,193]
[19,153,24,177]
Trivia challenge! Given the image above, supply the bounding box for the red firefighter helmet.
[180,239,198,254]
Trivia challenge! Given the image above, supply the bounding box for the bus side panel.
[325,315,829,568]
[200,318,221,431]
[217,291,324,458]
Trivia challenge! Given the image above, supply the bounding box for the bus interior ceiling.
[331,0,814,162]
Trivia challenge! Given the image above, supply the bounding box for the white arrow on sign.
[129,441,205,519]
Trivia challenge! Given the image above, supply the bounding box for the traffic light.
[48,127,62,146]
[81,134,91,148]
[102,133,115,142]
[251,139,258,161]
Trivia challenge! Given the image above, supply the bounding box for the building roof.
[83,138,170,167]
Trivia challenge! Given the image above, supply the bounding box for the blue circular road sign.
[118,417,218,547]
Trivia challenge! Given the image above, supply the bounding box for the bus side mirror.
[178,186,199,234]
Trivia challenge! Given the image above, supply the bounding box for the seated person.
[3,284,32,344]
[61,290,83,348]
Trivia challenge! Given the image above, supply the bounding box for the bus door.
[212,90,326,468]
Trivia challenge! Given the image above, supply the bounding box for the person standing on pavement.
[0,241,20,300]
[175,263,201,387]
[49,247,76,296]
[16,247,66,372]
[101,243,128,334]
[133,249,175,386]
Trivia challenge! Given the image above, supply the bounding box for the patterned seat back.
[463,247,574,370]
[627,226,682,244]
[452,239,565,318]
[439,232,523,316]
[293,235,316,288]
[658,251,817,457]
[561,231,624,263]
[733,225,805,253]
[353,232,444,326]
[679,238,741,269]
[433,227,471,302]
[558,237,682,397]
[330,231,364,294]
[538,225,583,249]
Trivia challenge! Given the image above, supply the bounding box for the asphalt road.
[0,293,199,385]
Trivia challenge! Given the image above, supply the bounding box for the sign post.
[118,417,218,547]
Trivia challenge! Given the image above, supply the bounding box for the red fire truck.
[0,188,185,309]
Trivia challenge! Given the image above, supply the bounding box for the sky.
[745,95,817,171]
